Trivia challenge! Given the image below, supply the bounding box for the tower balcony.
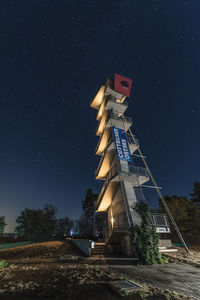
[96,111,132,136]
[95,128,112,155]
[94,165,119,212]
[119,164,149,185]
[95,144,115,180]
[95,135,139,180]
[97,96,128,121]
[96,129,138,156]
[107,111,132,133]
[95,164,149,212]
[104,78,125,101]
[90,79,126,111]
[96,96,106,121]
[90,85,105,110]
[105,96,128,114]
[96,110,109,136]
[126,133,139,154]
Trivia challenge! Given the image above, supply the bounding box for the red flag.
[114,73,132,97]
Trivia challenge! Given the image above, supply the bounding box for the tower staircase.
[91,243,106,256]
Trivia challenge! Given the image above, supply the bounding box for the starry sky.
[0,0,200,232]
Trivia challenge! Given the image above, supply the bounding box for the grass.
[164,293,171,300]
[122,289,130,296]
[0,260,9,267]
[0,241,33,250]
[139,291,148,299]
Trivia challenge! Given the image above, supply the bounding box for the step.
[92,248,105,251]
[159,247,166,250]
[93,248,105,250]
[159,248,178,253]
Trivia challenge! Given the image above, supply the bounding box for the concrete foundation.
[120,234,134,256]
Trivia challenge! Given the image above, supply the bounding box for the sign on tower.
[112,127,133,163]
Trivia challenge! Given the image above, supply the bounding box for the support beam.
[128,128,189,253]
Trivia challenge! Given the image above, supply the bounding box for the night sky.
[0,1,200,232]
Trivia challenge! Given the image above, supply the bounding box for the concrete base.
[120,234,134,256]
[106,233,137,257]
[70,239,93,256]
[158,239,172,248]
[106,244,121,255]
[107,235,174,257]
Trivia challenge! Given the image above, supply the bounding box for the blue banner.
[112,127,132,163]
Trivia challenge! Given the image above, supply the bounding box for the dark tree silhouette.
[159,195,200,243]
[15,204,57,240]
[0,216,7,235]
[190,181,200,205]
[56,217,73,238]
[80,188,98,238]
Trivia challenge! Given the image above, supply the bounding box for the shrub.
[130,201,166,265]
[0,260,9,268]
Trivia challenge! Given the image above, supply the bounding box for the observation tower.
[90,74,186,256]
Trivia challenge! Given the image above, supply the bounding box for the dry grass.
[164,245,200,268]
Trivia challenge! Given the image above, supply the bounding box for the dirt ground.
[0,241,196,300]
[0,240,83,260]
[164,245,200,268]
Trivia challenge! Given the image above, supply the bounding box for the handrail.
[128,165,149,177]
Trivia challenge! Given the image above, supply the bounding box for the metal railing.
[150,213,169,227]
[110,111,132,123]
[128,165,149,177]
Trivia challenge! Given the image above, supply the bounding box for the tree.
[81,189,98,238]
[15,204,57,240]
[77,213,89,238]
[42,204,57,234]
[56,217,73,238]
[0,216,7,235]
[190,181,200,205]
[82,189,97,219]
[159,195,200,244]
[95,212,107,238]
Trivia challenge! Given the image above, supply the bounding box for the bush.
[130,201,167,265]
